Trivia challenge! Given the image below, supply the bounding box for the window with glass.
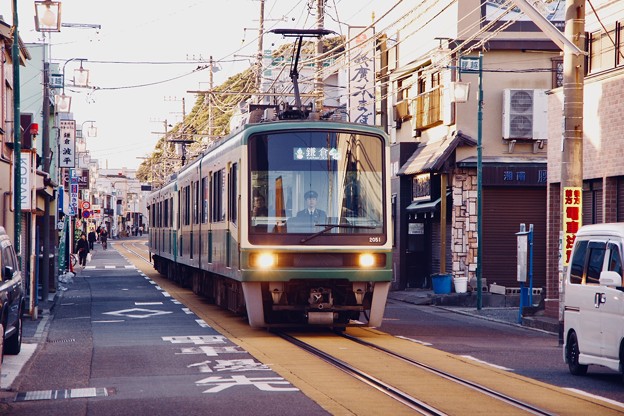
[608,242,623,277]
[586,243,606,284]
[248,129,385,244]
[201,176,209,223]
[569,240,588,285]
[212,169,225,222]
[229,163,238,224]
[193,180,199,225]
[183,185,191,226]
[589,26,617,73]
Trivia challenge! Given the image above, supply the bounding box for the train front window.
[249,130,385,244]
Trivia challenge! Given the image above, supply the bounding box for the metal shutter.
[482,187,547,289]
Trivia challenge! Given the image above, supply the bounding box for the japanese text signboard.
[59,120,76,168]
[348,26,375,125]
[69,169,79,217]
[19,151,34,211]
[562,186,582,266]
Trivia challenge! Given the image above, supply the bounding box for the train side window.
[569,240,588,285]
[212,169,225,222]
[183,185,190,226]
[229,163,238,224]
[193,180,200,225]
[201,176,209,223]
[165,199,170,227]
[158,201,163,227]
[169,197,174,228]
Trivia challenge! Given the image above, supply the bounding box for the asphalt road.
[1,243,327,416]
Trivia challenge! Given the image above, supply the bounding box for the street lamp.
[79,120,97,138]
[54,93,71,112]
[34,0,62,32]
[73,61,90,88]
[54,57,90,113]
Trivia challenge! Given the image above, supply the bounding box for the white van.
[563,223,624,377]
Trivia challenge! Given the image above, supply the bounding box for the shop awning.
[406,197,441,213]
[398,132,476,176]
[406,191,451,213]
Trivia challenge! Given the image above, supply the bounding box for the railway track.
[116,239,624,415]
[278,331,557,416]
[118,240,152,265]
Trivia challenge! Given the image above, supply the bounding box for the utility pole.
[163,120,169,182]
[41,59,51,313]
[315,0,325,112]
[208,56,214,143]
[256,0,265,96]
[558,0,585,340]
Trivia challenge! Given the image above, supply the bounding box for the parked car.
[0,226,25,357]
[563,223,624,378]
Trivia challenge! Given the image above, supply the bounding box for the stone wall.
[451,167,478,280]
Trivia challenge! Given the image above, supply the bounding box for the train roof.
[151,118,389,193]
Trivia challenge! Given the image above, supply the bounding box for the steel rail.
[118,242,153,266]
[277,332,447,416]
[341,333,556,416]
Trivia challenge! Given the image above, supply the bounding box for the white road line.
[136,302,163,306]
[396,335,432,346]
[564,388,624,409]
[196,319,211,328]
[93,320,125,323]
[460,355,514,371]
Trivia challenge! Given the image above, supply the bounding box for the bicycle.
[101,239,108,250]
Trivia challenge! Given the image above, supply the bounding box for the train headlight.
[257,252,276,269]
[359,253,375,268]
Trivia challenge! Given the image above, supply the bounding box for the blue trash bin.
[431,274,452,294]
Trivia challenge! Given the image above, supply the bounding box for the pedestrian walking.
[75,233,90,267]
[88,229,97,250]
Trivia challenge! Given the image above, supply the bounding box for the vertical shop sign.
[19,151,33,211]
[69,168,79,217]
[562,186,582,265]
[59,120,76,168]
[348,26,375,125]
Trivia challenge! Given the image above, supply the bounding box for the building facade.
[545,1,624,319]
[383,0,563,292]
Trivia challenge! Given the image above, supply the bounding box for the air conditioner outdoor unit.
[502,89,548,140]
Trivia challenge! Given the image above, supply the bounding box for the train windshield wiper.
[299,223,376,244]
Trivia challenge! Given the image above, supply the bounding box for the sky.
[1,0,406,170]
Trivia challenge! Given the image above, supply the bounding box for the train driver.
[296,190,327,224]
[252,194,268,217]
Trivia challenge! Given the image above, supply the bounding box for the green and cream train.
[147,119,392,328]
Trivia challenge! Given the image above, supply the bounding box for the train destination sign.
[293,147,341,161]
